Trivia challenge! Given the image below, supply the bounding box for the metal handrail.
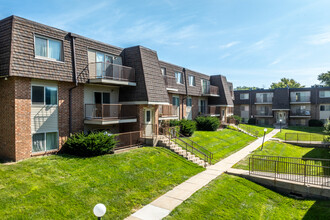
[88,62,135,82]
[159,127,212,165]
[249,155,330,186]
[284,133,329,143]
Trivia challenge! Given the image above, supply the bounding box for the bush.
[62,132,117,157]
[169,119,180,127]
[179,119,197,136]
[228,115,242,125]
[195,116,220,131]
[248,118,257,125]
[309,119,324,127]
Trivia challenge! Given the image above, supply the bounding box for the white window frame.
[188,75,196,86]
[31,85,58,106]
[32,131,59,153]
[34,35,64,62]
[175,72,183,84]
[161,67,166,76]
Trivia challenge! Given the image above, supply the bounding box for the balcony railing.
[255,97,273,103]
[255,110,273,116]
[159,105,179,117]
[88,62,135,82]
[290,96,311,102]
[85,104,137,120]
[209,106,221,115]
[290,109,311,116]
[202,85,219,96]
[163,75,177,89]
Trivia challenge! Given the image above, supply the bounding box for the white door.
[186,97,192,120]
[144,108,153,136]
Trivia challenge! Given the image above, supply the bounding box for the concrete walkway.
[126,128,280,220]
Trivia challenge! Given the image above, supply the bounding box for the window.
[290,91,310,102]
[320,105,330,111]
[175,72,183,84]
[35,36,63,61]
[32,132,58,153]
[240,93,249,100]
[94,92,111,104]
[187,97,192,107]
[146,110,151,122]
[172,96,180,106]
[320,90,330,98]
[201,79,210,94]
[240,105,249,111]
[93,51,122,78]
[32,86,57,105]
[199,100,207,114]
[188,75,196,86]
[161,67,166,76]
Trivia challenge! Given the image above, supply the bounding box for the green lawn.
[238,124,274,137]
[234,141,330,170]
[0,147,204,219]
[274,126,326,141]
[183,129,257,163]
[165,174,330,220]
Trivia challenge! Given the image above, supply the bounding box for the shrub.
[228,115,242,125]
[227,125,238,131]
[309,119,324,127]
[169,119,180,127]
[248,118,257,125]
[62,132,117,157]
[195,116,220,131]
[179,119,197,136]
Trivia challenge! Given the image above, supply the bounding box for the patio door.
[144,108,153,137]
[186,97,192,120]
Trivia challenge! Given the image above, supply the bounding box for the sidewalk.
[126,128,280,220]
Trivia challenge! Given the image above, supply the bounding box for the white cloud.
[219,41,240,49]
[307,30,330,45]
[270,58,281,65]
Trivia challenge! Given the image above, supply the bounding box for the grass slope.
[274,126,325,141]
[186,129,256,162]
[234,141,330,170]
[238,124,274,137]
[0,147,204,219]
[166,174,330,220]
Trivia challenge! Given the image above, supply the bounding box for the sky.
[1,0,330,88]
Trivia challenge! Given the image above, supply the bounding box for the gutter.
[68,32,78,135]
[182,68,188,119]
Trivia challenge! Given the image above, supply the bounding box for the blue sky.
[1,0,330,88]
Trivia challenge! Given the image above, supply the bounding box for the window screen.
[32,86,44,104]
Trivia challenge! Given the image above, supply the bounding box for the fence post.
[304,162,306,185]
[274,161,277,180]
[249,157,251,175]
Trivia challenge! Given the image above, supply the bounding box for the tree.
[269,78,304,89]
[235,86,260,91]
[318,71,330,86]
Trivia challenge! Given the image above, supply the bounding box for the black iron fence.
[249,155,330,187]
[237,124,260,137]
[284,133,329,144]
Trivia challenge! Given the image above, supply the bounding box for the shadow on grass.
[283,126,325,135]
[303,200,330,220]
[302,148,330,160]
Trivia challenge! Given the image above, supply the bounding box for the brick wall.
[0,77,15,160]
[58,82,84,147]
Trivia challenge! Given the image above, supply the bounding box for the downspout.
[182,68,188,119]
[69,32,78,135]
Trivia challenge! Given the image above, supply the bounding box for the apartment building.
[234,87,330,126]
[0,15,233,161]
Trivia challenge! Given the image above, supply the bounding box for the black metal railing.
[249,155,330,187]
[284,133,329,144]
[159,126,213,166]
[237,124,260,136]
[115,131,143,150]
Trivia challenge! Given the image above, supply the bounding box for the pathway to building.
[125,128,280,220]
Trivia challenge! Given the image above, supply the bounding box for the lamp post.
[279,119,282,132]
[261,128,267,150]
[93,204,106,220]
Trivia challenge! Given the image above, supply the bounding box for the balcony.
[84,104,137,125]
[290,96,311,104]
[88,62,136,86]
[202,85,220,97]
[255,97,273,104]
[159,105,179,120]
[290,109,311,117]
[163,75,178,92]
[255,110,273,117]
[209,106,221,116]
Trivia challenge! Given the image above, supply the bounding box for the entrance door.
[276,111,287,124]
[144,108,153,136]
[186,97,192,120]
[172,96,180,117]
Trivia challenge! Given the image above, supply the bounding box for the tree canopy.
[269,78,304,89]
[318,71,330,87]
[235,86,261,91]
